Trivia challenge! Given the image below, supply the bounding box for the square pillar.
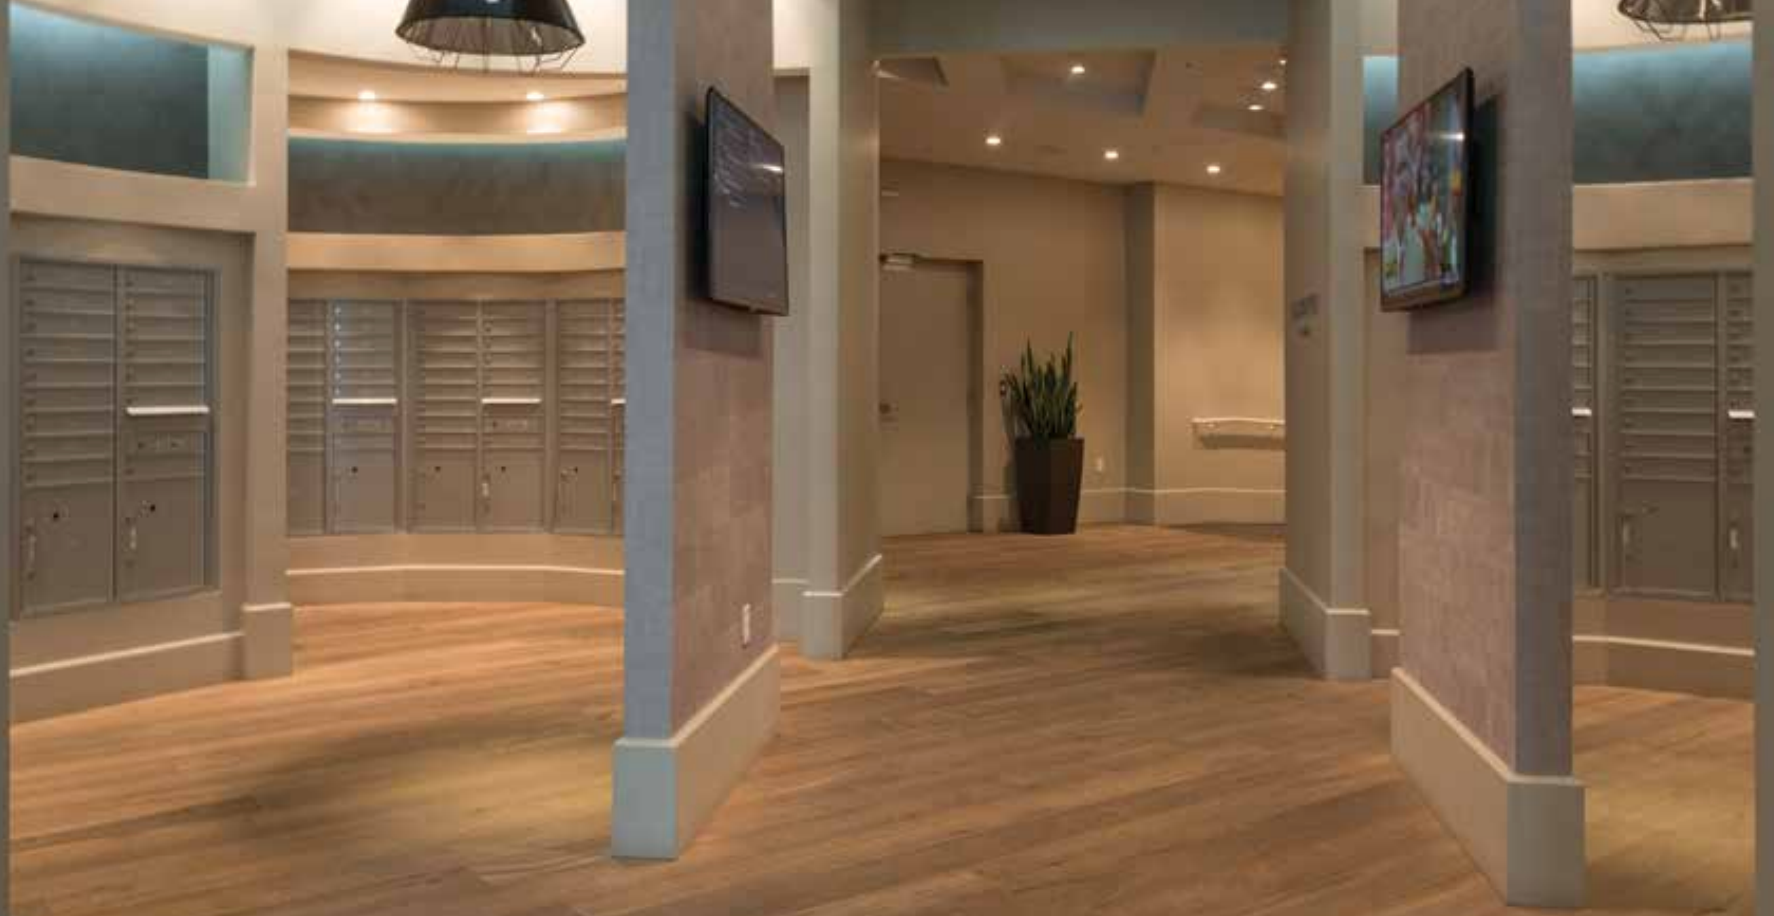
[1389,1,1584,907]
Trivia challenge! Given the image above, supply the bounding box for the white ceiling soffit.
[871,0,1289,58]
[290,53,625,103]
[1360,0,1753,54]
[881,45,1289,196]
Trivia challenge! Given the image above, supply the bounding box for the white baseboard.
[612,646,780,860]
[772,577,808,642]
[1128,487,1285,526]
[288,564,623,608]
[802,554,884,660]
[242,602,295,679]
[1373,627,1753,699]
[1391,668,1586,908]
[11,631,243,722]
[1278,566,1372,681]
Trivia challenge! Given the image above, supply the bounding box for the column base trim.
[802,554,884,660]
[242,602,295,680]
[772,577,808,642]
[612,646,780,860]
[1391,668,1586,909]
[1278,566,1371,681]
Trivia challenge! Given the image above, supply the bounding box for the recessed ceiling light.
[1261,80,1279,92]
[1207,163,1223,175]
[985,134,1004,147]
[1070,63,1087,76]
[1103,149,1121,161]
[357,89,378,102]
[1248,102,1265,112]
[526,90,547,102]
[1279,57,1288,66]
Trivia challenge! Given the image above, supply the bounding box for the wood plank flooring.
[10,525,1755,916]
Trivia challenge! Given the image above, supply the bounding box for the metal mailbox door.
[480,303,547,531]
[554,300,619,534]
[328,301,400,533]
[287,300,328,536]
[117,267,212,602]
[1723,272,1754,601]
[410,302,480,531]
[1612,274,1719,599]
[18,260,118,614]
[1572,277,1598,591]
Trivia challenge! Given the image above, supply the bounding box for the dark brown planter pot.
[1014,437,1084,535]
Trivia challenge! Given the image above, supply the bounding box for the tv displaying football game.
[1380,69,1475,311]
[705,87,790,316]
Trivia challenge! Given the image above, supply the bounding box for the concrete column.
[241,46,294,679]
[1280,0,1371,681]
[801,0,882,660]
[1754,8,1774,906]
[613,0,782,861]
[1389,1,1582,907]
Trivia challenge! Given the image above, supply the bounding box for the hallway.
[10,527,1752,916]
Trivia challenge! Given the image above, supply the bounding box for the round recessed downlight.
[986,134,1004,147]
[358,89,378,102]
[1261,80,1279,92]
[526,90,547,102]
[1207,163,1223,175]
[1070,63,1087,76]
[1103,149,1121,161]
[1248,102,1265,112]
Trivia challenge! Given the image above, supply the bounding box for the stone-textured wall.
[1396,0,1574,776]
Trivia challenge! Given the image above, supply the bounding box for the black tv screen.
[1380,69,1474,311]
[705,87,789,316]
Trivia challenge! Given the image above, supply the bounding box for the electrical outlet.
[741,603,754,647]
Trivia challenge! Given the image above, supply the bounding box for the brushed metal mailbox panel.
[19,260,117,614]
[555,300,619,534]
[288,300,328,536]
[328,301,400,533]
[1573,277,1598,590]
[117,267,211,602]
[480,302,546,530]
[1614,274,1718,598]
[411,302,479,531]
[1724,272,1753,601]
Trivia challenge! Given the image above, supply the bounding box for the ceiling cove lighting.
[1618,0,1752,40]
[985,134,1004,147]
[396,0,587,72]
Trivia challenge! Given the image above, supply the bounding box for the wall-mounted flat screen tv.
[1380,68,1474,311]
[705,87,790,316]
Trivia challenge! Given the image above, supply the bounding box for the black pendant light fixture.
[1618,0,1752,40]
[397,0,586,72]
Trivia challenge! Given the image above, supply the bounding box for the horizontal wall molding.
[613,646,780,860]
[1391,669,1586,908]
[1279,566,1371,682]
[12,631,243,722]
[288,231,625,273]
[803,554,885,661]
[1361,179,1752,252]
[288,564,622,608]
[12,155,271,234]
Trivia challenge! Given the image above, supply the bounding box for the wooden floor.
[11,526,1754,916]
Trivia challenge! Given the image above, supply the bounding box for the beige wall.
[289,95,626,139]
[880,159,1129,524]
[771,76,812,639]
[1139,184,1285,524]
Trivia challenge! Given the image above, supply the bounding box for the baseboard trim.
[242,602,295,680]
[288,564,623,608]
[1278,566,1371,681]
[802,554,884,660]
[1127,487,1285,527]
[12,631,243,723]
[772,577,808,642]
[612,645,780,860]
[1370,627,1752,699]
[1391,668,1586,908]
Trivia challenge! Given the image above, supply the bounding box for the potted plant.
[1001,335,1083,535]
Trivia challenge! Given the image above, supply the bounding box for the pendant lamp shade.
[397,0,585,70]
[1617,0,1752,38]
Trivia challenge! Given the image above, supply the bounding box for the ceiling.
[289,52,625,103]
[880,46,1288,196]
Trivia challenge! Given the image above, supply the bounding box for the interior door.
[878,261,973,537]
